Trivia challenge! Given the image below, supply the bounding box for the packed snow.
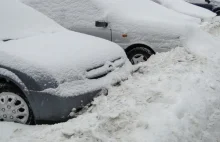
[1,19,220,142]
[152,0,216,20]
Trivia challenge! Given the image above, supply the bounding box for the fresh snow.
[22,0,202,52]
[152,0,216,20]
[0,0,65,41]
[0,0,133,97]
[1,19,220,142]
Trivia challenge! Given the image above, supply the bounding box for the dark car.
[0,0,131,125]
[188,0,220,15]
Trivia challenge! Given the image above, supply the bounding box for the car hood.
[0,31,127,84]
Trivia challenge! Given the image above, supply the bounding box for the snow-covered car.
[186,0,220,15]
[22,0,201,64]
[0,0,131,124]
[151,0,216,20]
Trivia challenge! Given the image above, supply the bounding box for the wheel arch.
[0,74,29,97]
[0,69,36,124]
[125,43,156,55]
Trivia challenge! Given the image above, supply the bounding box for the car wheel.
[216,10,220,16]
[0,90,33,124]
[127,47,153,65]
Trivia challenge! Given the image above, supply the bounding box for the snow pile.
[152,0,216,20]
[1,28,220,141]
[200,17,220,37]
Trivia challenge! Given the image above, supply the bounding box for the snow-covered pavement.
[1,20,220,142]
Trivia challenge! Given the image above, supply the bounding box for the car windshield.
[0,0,64,42]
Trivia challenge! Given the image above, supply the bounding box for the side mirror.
[95,21,108,28]
[205,0,210,3]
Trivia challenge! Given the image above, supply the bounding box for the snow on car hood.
[0,0,65,41]
[0,31,127,83]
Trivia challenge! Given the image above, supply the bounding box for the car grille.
[86,57,125,79]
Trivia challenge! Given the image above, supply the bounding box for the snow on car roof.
[0,0,65,41]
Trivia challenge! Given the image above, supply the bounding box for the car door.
[73,25,112,42]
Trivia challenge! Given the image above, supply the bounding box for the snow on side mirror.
[95,21,108,28]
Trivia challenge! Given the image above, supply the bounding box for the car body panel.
[29,89,104,123]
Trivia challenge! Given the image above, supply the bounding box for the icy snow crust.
[22,0,202,51]
[153,0,216,20]
[1,24,220,141]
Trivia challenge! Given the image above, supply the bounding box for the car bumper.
[28,88,107,124]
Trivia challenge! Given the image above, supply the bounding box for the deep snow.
[1,22,220,142]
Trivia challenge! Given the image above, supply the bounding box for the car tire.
[216,10,220,16]
[127,47,153,65]
[0,83,34,124]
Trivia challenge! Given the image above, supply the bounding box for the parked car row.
[0,0,131,124]
[186,0,220,15]
[0,0,217,125]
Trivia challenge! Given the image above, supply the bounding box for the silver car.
[22,0,198,64]
[0,0,131,124]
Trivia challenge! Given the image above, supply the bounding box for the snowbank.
[1,27,220,141]
[200,17,220,37]
[152,0,216,20]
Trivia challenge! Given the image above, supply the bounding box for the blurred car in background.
[151,0,216,20]
[186,0,220,15]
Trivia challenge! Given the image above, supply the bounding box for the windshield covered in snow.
[0,0,65,41]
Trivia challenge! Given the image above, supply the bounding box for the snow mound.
[1,28,220,141]
[153,0,216,20]
[201,17,220,37]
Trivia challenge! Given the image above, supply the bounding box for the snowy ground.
[1,19,220,142]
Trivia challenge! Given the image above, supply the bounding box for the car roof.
[0,0,65,41]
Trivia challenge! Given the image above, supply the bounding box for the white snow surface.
[152,0,216,20]
[0,0,65,41]
[1,22,220,141]
[0,0,132,96]
[22,0,201,51]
